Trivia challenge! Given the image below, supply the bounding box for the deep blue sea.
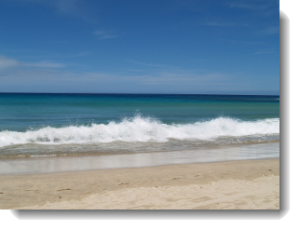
[0,93,280,158]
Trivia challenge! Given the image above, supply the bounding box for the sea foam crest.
[0,116,279,148]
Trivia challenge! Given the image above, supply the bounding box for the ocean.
[0,93,279,160]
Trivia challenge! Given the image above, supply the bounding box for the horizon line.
[0,92,280,97]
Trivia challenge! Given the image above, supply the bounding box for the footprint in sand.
[119,182,129,186]
[57,188,72,191]
[172,178,180,180]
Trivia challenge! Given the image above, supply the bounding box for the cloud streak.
[229,0,277,11]
[0,56,19,69]
[0,58,262,95]
[201,22,248,27]
[141,72,226,85]
[0,55,64,69]
[94,30,118,40]
[253,49,275,55]
[0,54,226,87]
[9,0,95,23]
[259,26,279,35]
[128,60,167,68]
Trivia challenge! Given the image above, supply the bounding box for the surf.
[0,115,279,148]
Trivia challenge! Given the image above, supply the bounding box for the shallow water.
[0,142,279,175]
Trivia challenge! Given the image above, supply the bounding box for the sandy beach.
[0,158,279,210]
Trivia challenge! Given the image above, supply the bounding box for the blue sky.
[0,0,279,95]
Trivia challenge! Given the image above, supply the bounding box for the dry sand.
[0,158,279,210]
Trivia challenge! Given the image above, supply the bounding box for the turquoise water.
[0,93,279,158]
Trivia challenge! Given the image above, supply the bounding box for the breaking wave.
[0,115,279,148]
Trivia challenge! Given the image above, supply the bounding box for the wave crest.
[0,116,279,148]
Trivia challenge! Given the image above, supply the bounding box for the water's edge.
[0,142,279,175]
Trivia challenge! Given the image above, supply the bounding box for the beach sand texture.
[0,158,279,210]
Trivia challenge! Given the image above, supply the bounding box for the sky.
[0,0,279,95]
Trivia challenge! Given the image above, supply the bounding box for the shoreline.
[0,140,280,160]
[0,142,279,175]
[0,158,280,210]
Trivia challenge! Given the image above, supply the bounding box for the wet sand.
[0,142,279,175]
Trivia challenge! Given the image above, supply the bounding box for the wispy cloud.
[0,55,64,69]
[228,0,279,17]
[229,1,276,11]
[229,3,258,10]
[25,61,65,68]
[0,56,19,69]
[12,0,78,13]
[254,49,275,55]
[218,39,264,45]
[259,26,279,35]
[128,60,167,68]
[128,60,184,71]
[72,51,90,57]
[53,0,80,14]
[201,22,248,27]
[134,69,226,86]
[10,0,95,22]
[79,71,226,86]
[0,55,225,86]
[0,57,234,94]
[94,30,118,40]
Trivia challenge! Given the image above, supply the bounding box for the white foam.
[0,115,279,148]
